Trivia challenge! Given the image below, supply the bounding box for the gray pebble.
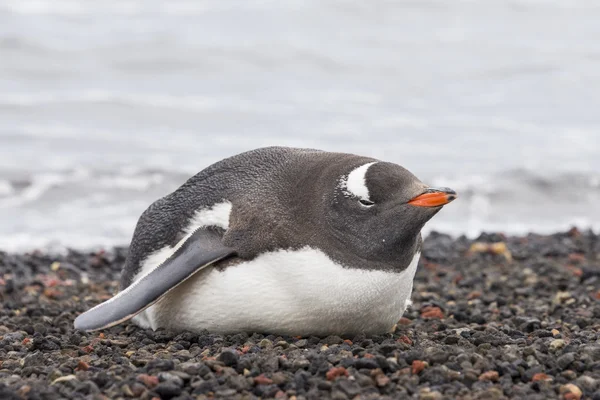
[1,232,600,400]
[158,372,184,388]
[21,351,44,367]
[155,382,183,398]
[323,336,344,345]
[216,349,239,367]
[557,353,576,370]
[576,375,598,392]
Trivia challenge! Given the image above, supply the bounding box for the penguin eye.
[358,199,375,207]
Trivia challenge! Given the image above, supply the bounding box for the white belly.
[133,248,420,336]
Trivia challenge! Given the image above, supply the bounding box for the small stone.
[466,291,482,300]
[17,385,31,398]
[21,352,44,367]
[421,306,444,319]
[398,335,412,345]
[374,373,390,387]
[355,357,379,369]
[4,332,25,342]
[81,345,94,354]
[479,388,505,400]
[576,375,598,392]
[468,241,512,261]
[550,339,566,351]
[216,388,237,397]
[179,362,203,375]
[75,360,89,371]
[217,349,239,367]
[557,353,576,370]
[43,288,63,299]
[130,383,146,397]
[554,291,572,305]
[419,387,443,400]
[490,242,512,261]
[584,345,600,361]
[520,319,541,332]
[444,336,459,345]
[271,372,289,385]
[412,360,427,375]
[326,367,349,381]
[532,373,552,382]
[336,379,361,397]
[562,370,578,380]
[121,384,134,397]
[154,382,182,398]
[137,374,159,388]
[331,390,348,400]
[158,372,184,388]
[74,380,100,395]
[551,329,560,336]
[48,369,63,382]
[479,370,499,382]
[259,339,273,349]
[323,336,343,345]
[192,378,218,394]
[51,375,78,385]
[292,358,310,370]
[560,384,582,400]
[355,372,373,387]
[254,374,273,385]
[317,381,333,391]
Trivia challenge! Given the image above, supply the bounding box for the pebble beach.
[1,229,599,399]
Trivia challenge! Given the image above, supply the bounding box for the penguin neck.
[323,232,422,273]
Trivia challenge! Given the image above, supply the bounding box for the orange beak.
[408,187,457,207]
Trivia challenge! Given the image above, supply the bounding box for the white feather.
[340,162,377,200]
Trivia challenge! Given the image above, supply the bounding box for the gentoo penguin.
[75,147,456,336]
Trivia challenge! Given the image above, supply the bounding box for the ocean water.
[0,0,599,251]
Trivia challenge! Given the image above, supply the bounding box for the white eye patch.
[339,162,377,201]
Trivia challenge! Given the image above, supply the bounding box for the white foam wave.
[425,169,600,238]
[0,91,217,110]
[0,168,89,208]
[0,167,177,209]
[0,166,598,252]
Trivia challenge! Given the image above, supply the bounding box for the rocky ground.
[0,229,599,399]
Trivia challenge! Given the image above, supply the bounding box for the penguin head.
[324,160,456,268]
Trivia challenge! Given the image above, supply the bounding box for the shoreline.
[1,229,599,399]
[2,225,598,257]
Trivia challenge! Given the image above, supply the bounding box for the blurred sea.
[1,0,599,251]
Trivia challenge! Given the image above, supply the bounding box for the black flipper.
[74,228,235,331]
